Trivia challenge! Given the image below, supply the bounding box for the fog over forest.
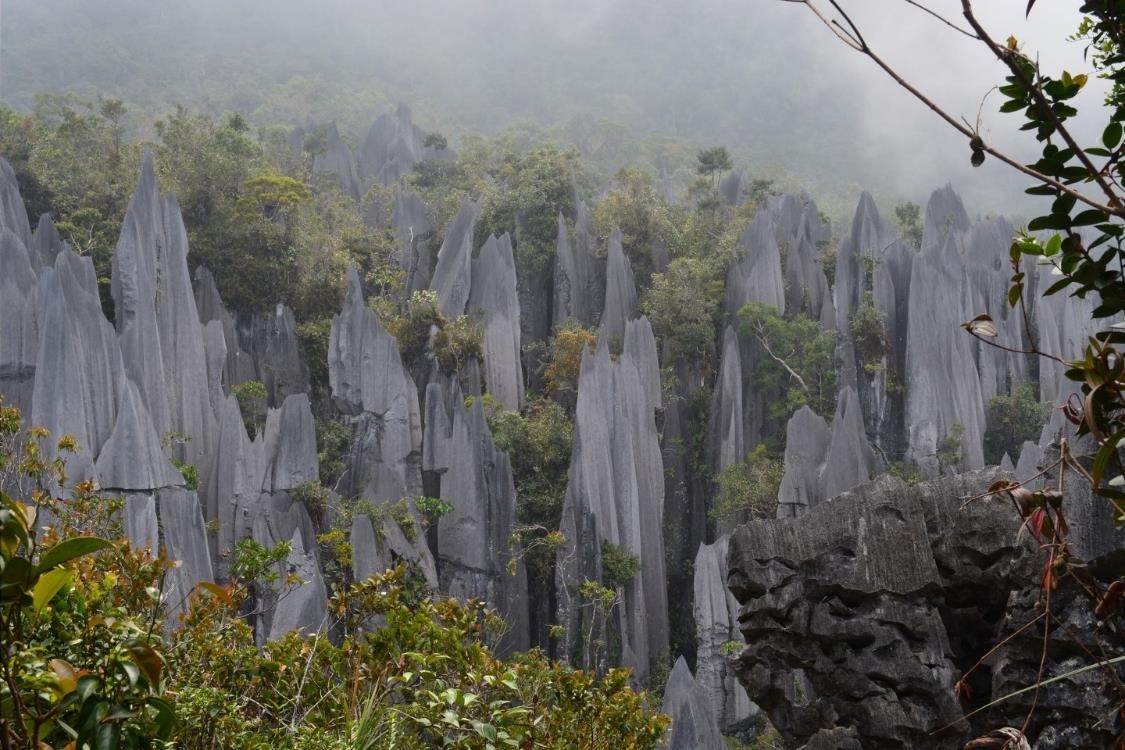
[0,0,1105,216]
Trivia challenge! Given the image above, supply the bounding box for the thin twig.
[960,1,1122,211]
[904,0,978,39]
[789,0,1121,217]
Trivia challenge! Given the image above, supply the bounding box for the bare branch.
[903,0,978,40]
[960,0,1122,211]
[751,325,810,394]
[788,0,1122,217]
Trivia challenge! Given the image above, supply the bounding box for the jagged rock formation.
[3,128,1121,749]
[724,210,785,319]
[553,204,603,328]
[660,657,726,750]
[392,187,437,294]
[357,105,454,189]
[194,267,309,405]
[599,229,638,345]
[728,469,1123,749]
[314,122,362,199]
[423,379,529,653]
[555,319,667,682]
[469,234,524,410]
[329,268,423,503]
[430,198,481,318]
[0,154,335,638]
[113,153,215,468]
[775,387,880,518]
[693,537,754,734]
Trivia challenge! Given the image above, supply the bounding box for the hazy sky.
[0,0,1106,217]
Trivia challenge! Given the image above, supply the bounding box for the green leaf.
[1008,284,1023,307]
[146,696,176,739]
[37,536,113,574]
[1072,208,1109,226]
[32,568,72,613]
[1028,214,1070,231]
[1104,122,1123,149]
[125,640,162,686]
[1093,428,1125,487]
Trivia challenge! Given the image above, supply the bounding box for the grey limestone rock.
[469,233,524,409]
[123,493,159,552]
[660,657,726,750]
[32,251,126,474]
[599,228,637,345]
[358,105,453,189]
[0,158,32,250]
[268,530,329,640]
[329,269,423,502]
[427,381,529,653]
[775,387,878,519]
[0,228,39,415]
[392,187,436,294]
[904,189,988,475]
[724,209,785,320]
[261,393,318,492]
[776,407,830,519]
[112,153,214,468]
[429,198,480,318]
[708,327,744,476]
[313,122,361,199]
[719,170,746,206]
[552,206,602,329]
[556,320,668,682]
[693,537,754,733]
[820,386,881,500]
[95,378,183,491]
[726,470,1081,748]
[158,488,215,630]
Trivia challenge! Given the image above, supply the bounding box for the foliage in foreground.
[0,402,668,750]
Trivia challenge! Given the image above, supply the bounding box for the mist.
[0,0,1105,218]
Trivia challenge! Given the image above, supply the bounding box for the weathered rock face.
[469,233,524,410]
[660,657,726,750]
[392,187,437,294]
[775,387,880,518]
[329,268,423,503]
[113,152,215,468]
[312,121,361,199]
[194,267,309,406]
[552,204,603,329]
[728,470,1121,749]
[555,319,667,682]
[423,377,528,653]
[724,210,785,320]
[430,198,480,318]
[357,105,454,189]
[693,537,754,734]
[599,229,638,346]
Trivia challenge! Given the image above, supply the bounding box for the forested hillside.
[1,3,1123,749]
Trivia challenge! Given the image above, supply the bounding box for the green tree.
[641,257,722,358]
[709,444,784,523]
[894,201,923,247]
[739,302,837,427]
[696,146,732,186]
[0,402,175,749]
[983,383,1050,465]
[476,143,580,275]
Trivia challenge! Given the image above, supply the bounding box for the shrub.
[983,383,1050,465]
[709,444,784,523]
[849,292,888,372]
[433,315,484,373]
[601,541,641,589]
[544,322,598,395]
